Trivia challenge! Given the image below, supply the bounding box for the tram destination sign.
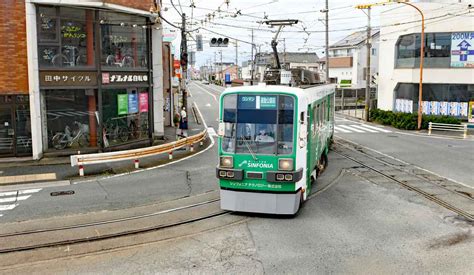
[238,95,277,109]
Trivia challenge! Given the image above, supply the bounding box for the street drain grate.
[50,190,75,196]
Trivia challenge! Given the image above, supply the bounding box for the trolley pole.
[364,7,371,122]
[251,29,255,85]
[235,40,239,79]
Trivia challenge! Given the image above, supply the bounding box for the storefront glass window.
[101,89,150,147]
[37,6,95,68]
[100,11,148,70]
[395,33,451,68]
[44,90,98,151]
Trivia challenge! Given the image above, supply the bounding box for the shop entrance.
[0,96,32,157]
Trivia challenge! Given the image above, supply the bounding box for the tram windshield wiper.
[240,136,258,161]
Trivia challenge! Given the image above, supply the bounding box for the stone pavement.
[0,96,206,187]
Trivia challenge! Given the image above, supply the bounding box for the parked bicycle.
[103,118,129,143]
[105,54,135,68]
[52,121,90,150]
[51,45,87,67]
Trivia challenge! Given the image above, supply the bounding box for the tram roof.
[221,84,336,103]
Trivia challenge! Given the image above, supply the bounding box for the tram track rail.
[333,139,474,222]
[0,197,229,255]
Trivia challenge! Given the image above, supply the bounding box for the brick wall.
[0,0,29,94]
[105,0,156,11]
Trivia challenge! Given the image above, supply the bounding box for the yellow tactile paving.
[0,173,56,184]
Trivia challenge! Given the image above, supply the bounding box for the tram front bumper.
[220,189,301,215]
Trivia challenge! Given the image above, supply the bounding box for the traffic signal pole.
[180,13,188,111]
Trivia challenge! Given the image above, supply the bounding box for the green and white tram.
[216,83,336,215]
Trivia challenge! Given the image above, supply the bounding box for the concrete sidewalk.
[336,111,474,140]
[0,97,207,187]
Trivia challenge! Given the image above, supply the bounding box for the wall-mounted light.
[120,22,125,26]
[132,24,138,28]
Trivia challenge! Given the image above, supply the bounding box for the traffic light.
[180,52,188,66]
[196,34,203,51]
[371,72,378,86]
[210,37,229,47]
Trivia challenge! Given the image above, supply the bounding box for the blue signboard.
[450,32,474,67]
[128,93,138,113]
[225,73,231,84]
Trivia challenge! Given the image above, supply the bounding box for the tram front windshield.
[221,94,294,155]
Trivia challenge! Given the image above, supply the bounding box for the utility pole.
[220,50,223,86]
[235,40,239,79]
[180,13,188,111]
[365,7,371,122]
[283,38,286,68]
[325,0,329,84]
[251,29,255,85]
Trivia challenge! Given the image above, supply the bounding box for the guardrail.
[428,122,468,139]
[71,129,208,176]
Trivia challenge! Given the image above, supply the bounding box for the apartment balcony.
[328,57,353,68]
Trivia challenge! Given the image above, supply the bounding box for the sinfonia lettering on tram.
[239,160,274,169]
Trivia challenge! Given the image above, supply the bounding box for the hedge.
[369,109,461,130]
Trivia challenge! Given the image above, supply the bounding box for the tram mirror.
[218,122,225,137]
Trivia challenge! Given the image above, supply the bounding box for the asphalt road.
[1,82,472,273]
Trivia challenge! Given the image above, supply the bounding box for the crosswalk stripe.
[0,204,17,211]
[334,126,352,133]
[0,195,32,203]
[357,124,392,133]
[207,127,217,137]
[338,125,365,133]
[0,188,42,197]
[349,125,378,133]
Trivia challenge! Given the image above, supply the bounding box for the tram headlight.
[278,158,293,171]
[226,171,235,178]
[220,156,233,168]
[276,174,285,181]
[284,174,293,181]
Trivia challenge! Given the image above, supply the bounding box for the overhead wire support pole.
[325,0,330,84]
[365,6,371,122]
[180,13,188,111]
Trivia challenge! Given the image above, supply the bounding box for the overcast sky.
[159,0,410,67]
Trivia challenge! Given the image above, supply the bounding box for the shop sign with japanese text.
[101,72,149,85]
[40,71,97,87]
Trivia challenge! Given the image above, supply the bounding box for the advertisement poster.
[430,101,440,115]
[439,102,449,115]
[422,101,431,115]
[449,102,460,116]
[117,94,128,115]
[450,32,474,68]
[396,99,413,113]
[462,102,469,118]
[139,93,149,113]
[128,93,138,114]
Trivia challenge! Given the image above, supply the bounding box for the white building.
[328,30,379,88]
[377,0,474,119]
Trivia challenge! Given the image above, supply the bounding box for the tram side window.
[222,94,237,153]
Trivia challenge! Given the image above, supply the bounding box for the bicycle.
[105,54,135,68]
[51,46,87,67]
[51,121,89,150]
[103,118,129,143]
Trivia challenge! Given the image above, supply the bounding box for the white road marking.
[338,125,365,133]
[207,127,217,137]
[0,195,32,203]
[205,103,212,107]
[0,204,18,211]
[192,83,218,102]
[0,188,42,197]
[334,126,352,133]
[357,124,392,133]
[349,124,378,133]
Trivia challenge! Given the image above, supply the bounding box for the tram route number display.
[238,95,277,109]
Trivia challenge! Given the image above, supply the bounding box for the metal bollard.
[79,165,84,177]
[463,125,467,139]
[134,159,139,169]
[428,122,432,135]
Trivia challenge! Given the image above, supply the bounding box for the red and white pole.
[134,159,140,169]
[169,151,173,159]
[79,165,84,177]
